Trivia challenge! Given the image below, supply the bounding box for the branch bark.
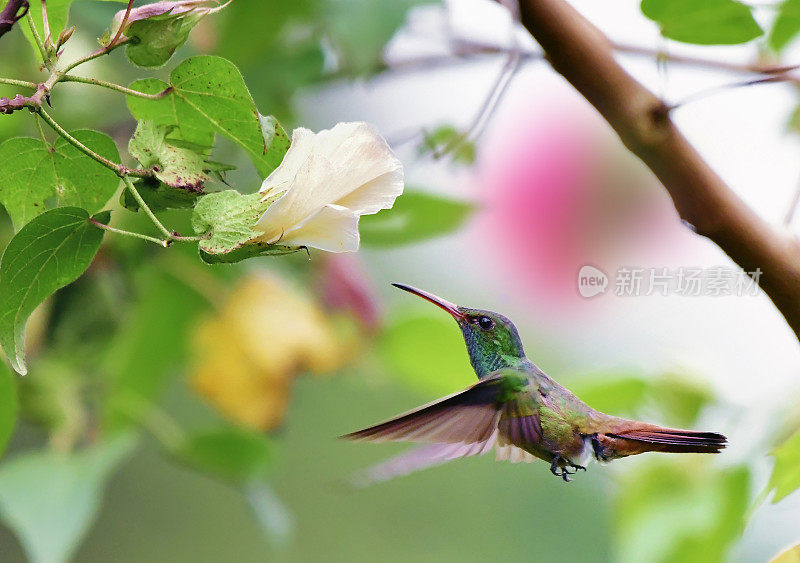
[517,0,800,342]
[0,0,28,40]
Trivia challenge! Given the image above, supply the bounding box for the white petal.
[335,166,404,215]
[281,204,360,253]
[259,127,315,196]
[317,122,403,193]
[255,153,336,240]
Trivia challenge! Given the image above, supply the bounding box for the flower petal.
[259,127,315,197]
[335,167,404,215]
[281,204,360,253]
[256,153,335,241]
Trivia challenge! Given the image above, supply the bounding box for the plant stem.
[61,0,134,73]
[121,175,174,240]
[40,0,50,46]
[37,106,125,173]
[0,0,29,41]
[89,217,169,247]
[36,106,152,177]
[0,77,36,88]
[34,113,48,145]
[61,74,172,100]
[25,9,47,65]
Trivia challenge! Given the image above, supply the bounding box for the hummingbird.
[343,284,726,484]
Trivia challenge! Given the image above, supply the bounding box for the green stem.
[61,37,132,73]
[40,0,51,47]
[37,106,124,174]
[89,218,169,247]
[121,176,174,240]
[114,394,185,451]
[25,11,48,65]
[61,74,172,100]
[0,77,37,89]
[61,0,134,74]
[34,114,49,146]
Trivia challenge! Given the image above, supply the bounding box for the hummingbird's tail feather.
[349,438,497,487]
[598,426,727,457]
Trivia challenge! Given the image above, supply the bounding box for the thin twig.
[37,106,126,173]
[0,77,37,88]
[89,217,169,247]
[121,176,174,240]
[36,106,153,177]
[0,0,28,40]
[379,41,800,85]
[669,75,793,110]
[39,0,49,46]
[34,113,48,145]
[25,9,47,64]
[62,0,133,73]
[61,74,172,100]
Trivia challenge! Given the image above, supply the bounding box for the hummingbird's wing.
[349,440,497,487]
[341,374,506,445]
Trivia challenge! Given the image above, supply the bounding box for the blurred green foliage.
[641,0,763,45]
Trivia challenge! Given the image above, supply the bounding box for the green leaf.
[0,208,108,375]
[171,56,284,178]
[769,0,800,51]
[198,242,301,264]
[360,190,474,247]
[126,59,290,178]
[616,461,749,563]
[0,362,17,459]
[172,427,274,484]
[0,434,136,563]
[191,190,297,261]
[0,132,120,230]
[129,121,211,190]
[769,427,800,502]
[126,78,215,147]
[379,314,473,395]
[419,125,477,164]
[641,0,762,45]
[104,267,207,431]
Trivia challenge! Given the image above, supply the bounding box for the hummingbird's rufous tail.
[595,425,726,458]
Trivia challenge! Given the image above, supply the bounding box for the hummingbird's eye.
[477,316,494,330]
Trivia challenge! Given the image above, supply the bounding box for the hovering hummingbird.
[343,284,726,484]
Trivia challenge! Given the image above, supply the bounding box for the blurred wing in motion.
[341,375,506,445]
[350,439,497,487]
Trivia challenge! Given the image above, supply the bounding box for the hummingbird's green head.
[392,284,527,377]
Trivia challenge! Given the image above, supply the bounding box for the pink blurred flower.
[473,97,681,308]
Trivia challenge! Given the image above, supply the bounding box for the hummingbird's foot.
[550,456,576,482]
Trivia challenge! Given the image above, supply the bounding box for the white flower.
[254,122,404,252]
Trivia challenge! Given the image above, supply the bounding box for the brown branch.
[517,0,800,342]
[0,0,28,40]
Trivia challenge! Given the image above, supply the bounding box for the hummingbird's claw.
[550,456,577,482]
[550,455,585,482]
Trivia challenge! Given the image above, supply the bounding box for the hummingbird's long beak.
[392,283,465,320]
